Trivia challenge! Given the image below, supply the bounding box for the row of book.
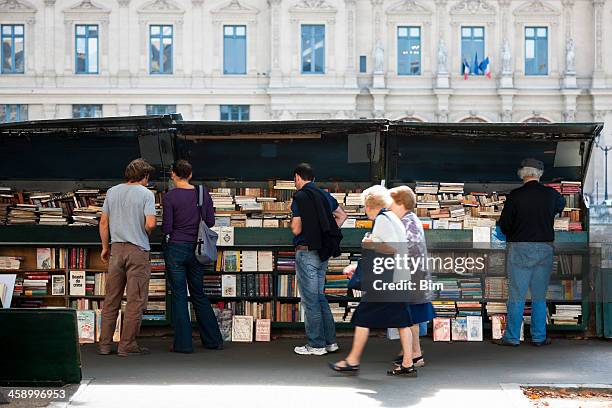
[0,187,164,226]
[205,274,273,298]
[12,270,165,299]
[71,298,167,321]
[36,247,90,270]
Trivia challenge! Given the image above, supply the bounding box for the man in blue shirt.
[291,163,347,355]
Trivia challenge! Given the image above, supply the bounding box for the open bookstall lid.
[387,122,602,184]
[174,119,386,182]
[0,115,179,181]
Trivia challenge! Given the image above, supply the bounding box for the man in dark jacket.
[495,158,565,347]
[291,163,347,355]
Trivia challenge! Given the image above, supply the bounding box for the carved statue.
[373,40,384,73]
[501,39,512,74]
[565,38,576,74]
[437,38,448,74]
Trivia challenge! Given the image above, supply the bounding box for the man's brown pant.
[99,242,151,353]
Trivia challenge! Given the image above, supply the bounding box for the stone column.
[175,18,184,75]
[248,20,258,76]
[592,0,605,87]
[43,0,56,86]
[290,17,299,76]
[344,0,357,87]
[326,18,336,75]
[268,0,282,86]
[118,0,131,80]
[212,20,222,76]
[63,20,72,75]
[138,19,148,75]
[100,20,109,77]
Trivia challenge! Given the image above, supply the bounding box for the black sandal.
[328,360,360,375]
[392,355,425,367]
[387,364,417,377]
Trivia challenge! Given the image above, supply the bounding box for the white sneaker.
[325,343,339,353]
[294,344,327,355]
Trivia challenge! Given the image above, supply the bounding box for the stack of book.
[329,302,348,322]
[324,274,349,297]
[459,278,483,299]
[485,301,507,315]
[8,204,37,224]
[13,276,24,297]
[0,256,22,269]
[23,271,50,296]
[210,189,236,212]
[484,277,508,300]
[435,278,460,299]
[151,252,165,272]
[204,275,222,296]
[143,301,166,321]
[432,300,456,317]
[456,300,482,316]
[149,271,166,297]
[551,304,582,325]
[71,207,101,226]
[38,207,68,225]
[276,251,295,272]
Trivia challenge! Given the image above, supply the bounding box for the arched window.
[459,116,488,123]
[522,116,551,123]
[398,116,424,122]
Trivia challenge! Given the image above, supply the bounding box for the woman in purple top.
[162,160,223,353]
[390,186,435,368]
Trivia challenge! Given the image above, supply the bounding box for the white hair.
[517,166,544,181]
[361,185,393,208]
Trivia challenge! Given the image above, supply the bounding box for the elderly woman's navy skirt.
[351,301,414,329]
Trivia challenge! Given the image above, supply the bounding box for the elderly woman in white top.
[329,185,417,377]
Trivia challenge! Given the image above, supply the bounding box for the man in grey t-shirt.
[98,158,157,357]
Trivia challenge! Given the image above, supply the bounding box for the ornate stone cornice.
[450,0,495,15]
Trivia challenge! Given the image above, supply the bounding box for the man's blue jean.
[503,242,553,344]
[164,242,223,352]
[295,249,337,348]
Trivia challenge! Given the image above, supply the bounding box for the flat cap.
[520,158,544,170]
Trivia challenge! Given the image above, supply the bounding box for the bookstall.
[0,116,603,344]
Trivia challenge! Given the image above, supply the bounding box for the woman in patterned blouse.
[389,186,435,367]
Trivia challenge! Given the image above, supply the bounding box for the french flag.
[479,57,491,78]
[462,58,470,80]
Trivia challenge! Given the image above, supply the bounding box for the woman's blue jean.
[164,242,223,352]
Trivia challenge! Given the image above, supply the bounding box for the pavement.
[35,336,612,408]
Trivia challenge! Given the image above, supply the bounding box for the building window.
[73,104,102,118]
[301,24,325,74]
[523,116,551,123]
[146,105,176,115]
[0,104,27,123]
[75,25,99,74]
[359,55,367,73]
[150,25,173,74]
[398,26,421,75]
[461,26,484,75]
[220,105,249,121]
[223,25,246,75]
[1,24,24,74]
[525,27,548,76]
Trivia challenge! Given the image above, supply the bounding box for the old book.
[231,315,254,342]
[257,251,274,272]
[77,310,96,344]
[223,251,240,272]
[221,274,237,297]
[95,309,102,342]
[52,275,65,296]
[70,270,86,296]
[37,248,53,269]
[472,226,491,243]
[241,251,258,271]
[451,317,468,341]
[255,318,271,342]
[113,311,122,342]
[491,314,506,339]
[245,218,263,228]
[466,315,483,341]
[433,317,451,342]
